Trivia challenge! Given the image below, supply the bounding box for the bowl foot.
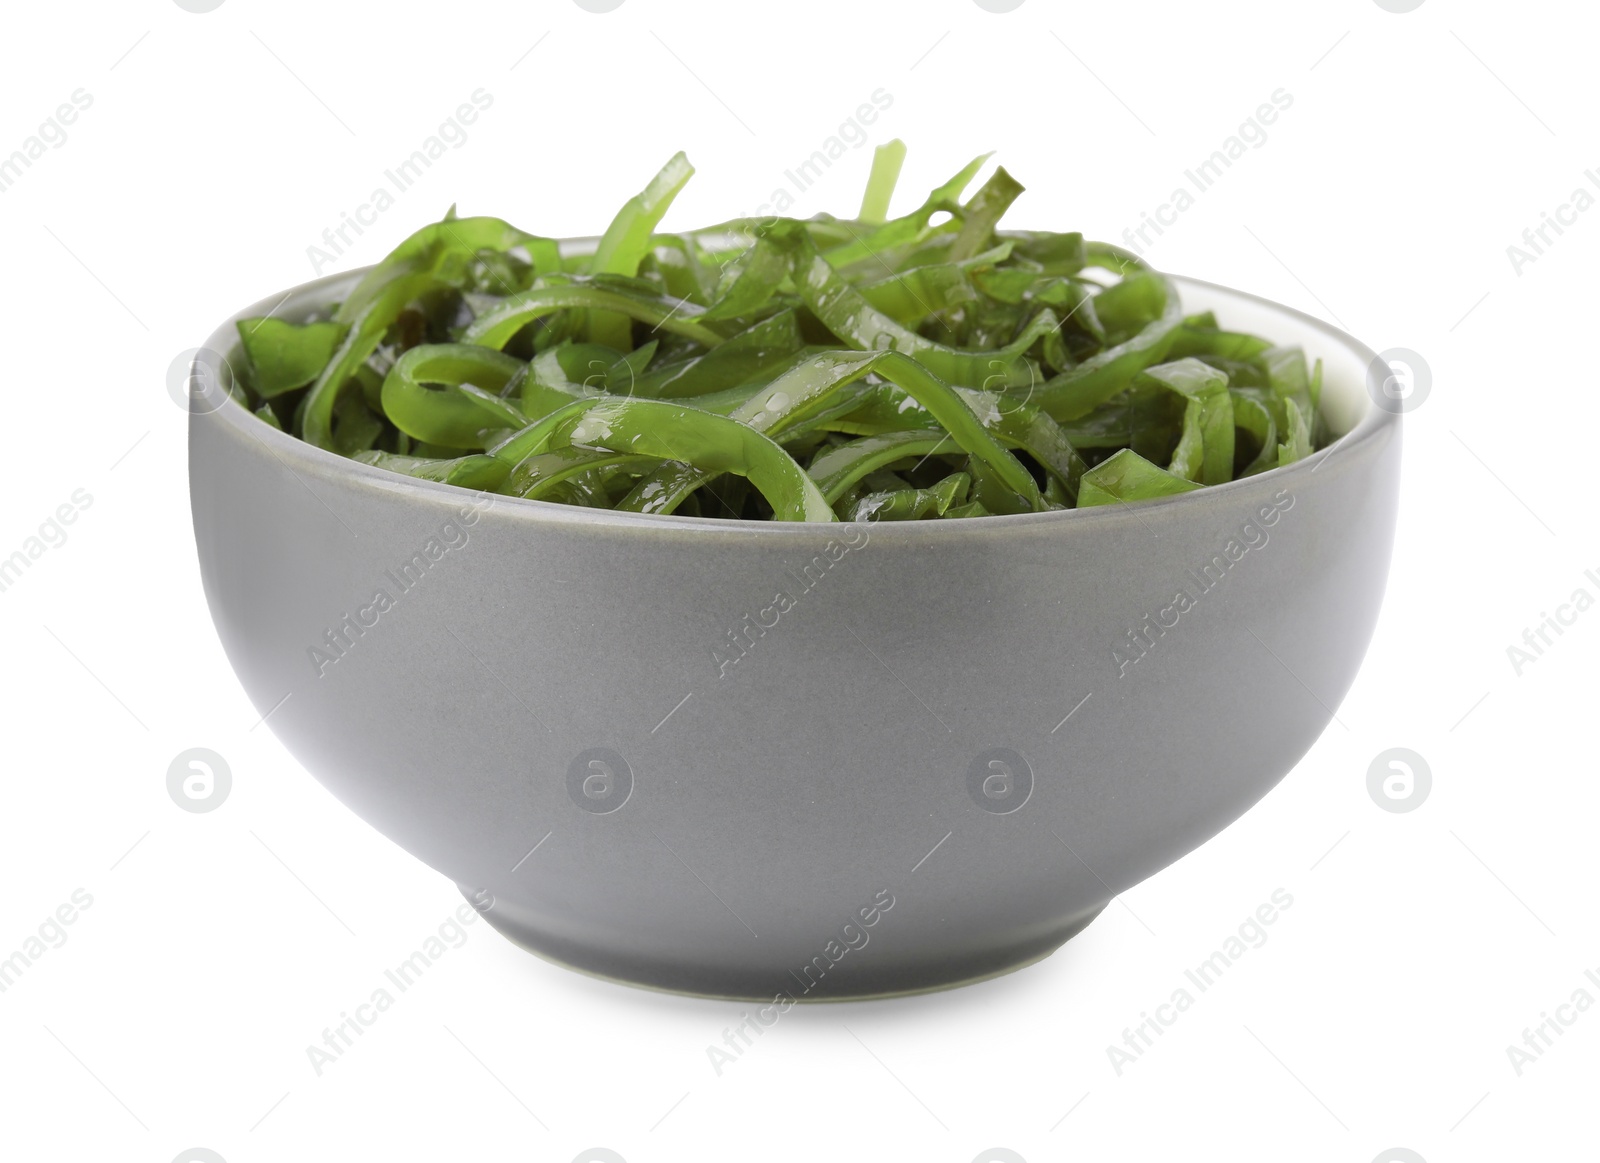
[458,884,1105,1001]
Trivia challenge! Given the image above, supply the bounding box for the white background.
[1,1,1595,1160]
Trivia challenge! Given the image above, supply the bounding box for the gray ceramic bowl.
[189,263,1399,1001]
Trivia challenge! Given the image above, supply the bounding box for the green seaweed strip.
[1077,449,1204,507]
[587,153,695,349]
[858,139,907,224]
[258,146,1325,520]
[949,167,1024,263]
[381,344,526,448]
[236,318,349,398]
[302,216,545,449]
[1032,277,1186,421]
[462,282,725,350]
[1138,358,1235,485]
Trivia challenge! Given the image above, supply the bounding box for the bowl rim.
[193,265,1399,538]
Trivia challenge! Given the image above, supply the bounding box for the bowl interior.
[205,264,1378,480]
[1176,279,1369,439]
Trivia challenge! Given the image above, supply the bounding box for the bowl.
[188,263,1400,1001]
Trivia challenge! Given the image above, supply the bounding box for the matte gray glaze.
[189,267,1400,1000]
